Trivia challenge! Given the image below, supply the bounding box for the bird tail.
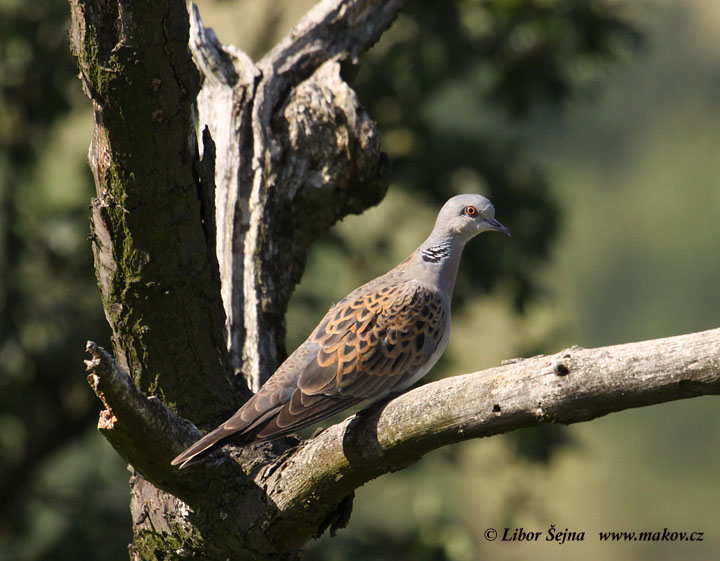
[171,424,252,469]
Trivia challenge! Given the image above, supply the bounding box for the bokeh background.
[1,1,719,560]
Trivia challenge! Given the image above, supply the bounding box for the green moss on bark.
[70,0,236,427]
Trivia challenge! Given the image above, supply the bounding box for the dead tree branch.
[189,0,397,391]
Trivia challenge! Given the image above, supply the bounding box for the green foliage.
[305,526,468,561]
[0,0,76,163]
[0,0,124,558]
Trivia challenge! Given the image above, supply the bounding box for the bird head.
[436,194,511,243]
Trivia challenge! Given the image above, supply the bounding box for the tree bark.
[68,0,720,559]
[68,0,237,427]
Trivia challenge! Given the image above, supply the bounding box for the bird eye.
[463,205,478,217]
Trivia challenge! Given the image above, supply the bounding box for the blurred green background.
[1,1,719,560]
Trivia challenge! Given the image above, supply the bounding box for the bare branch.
[258,0,404,90]
[258,327,720,544]
[86,322,720,555]
[84,342,205,492]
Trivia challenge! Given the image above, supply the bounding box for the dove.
[172,194,510,468]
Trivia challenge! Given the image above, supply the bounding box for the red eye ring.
[463,205,478,217]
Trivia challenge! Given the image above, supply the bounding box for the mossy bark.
[69,0,237,427]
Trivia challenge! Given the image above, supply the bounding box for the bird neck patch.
[421,242,452,263]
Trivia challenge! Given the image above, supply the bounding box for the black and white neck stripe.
[421,241,452,263]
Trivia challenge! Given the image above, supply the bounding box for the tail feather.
[171,393,366,469]
[171,425,247,469]
[172,404,287,468]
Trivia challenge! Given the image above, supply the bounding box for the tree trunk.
[69,1,720,559]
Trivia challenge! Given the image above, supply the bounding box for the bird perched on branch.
[172,194,510,468]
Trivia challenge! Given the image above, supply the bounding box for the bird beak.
[486,218,511,237]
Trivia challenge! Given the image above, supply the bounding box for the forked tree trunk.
[70,0,396,558]
[68,1,720,560]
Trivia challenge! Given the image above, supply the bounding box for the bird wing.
[253,279,447,440]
